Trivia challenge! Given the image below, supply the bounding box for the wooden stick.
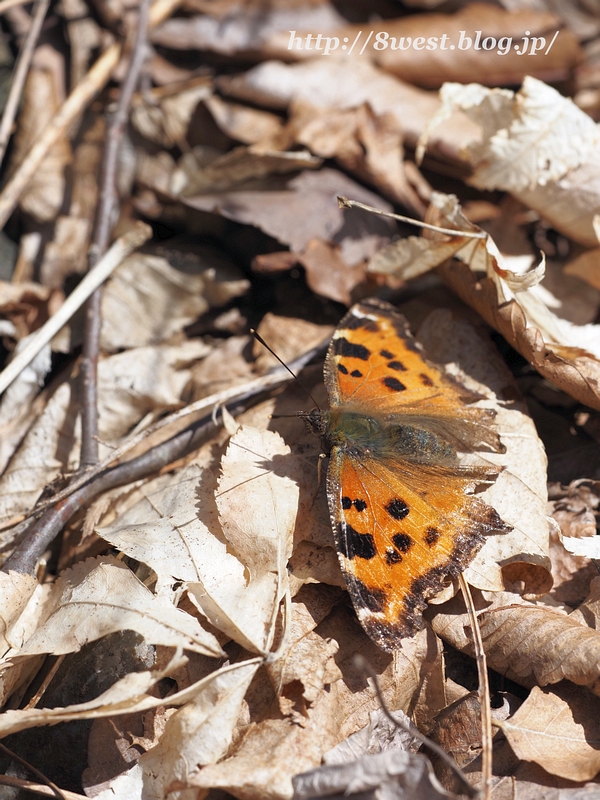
[459,574,492,800]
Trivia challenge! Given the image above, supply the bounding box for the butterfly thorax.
[311,406,457,466]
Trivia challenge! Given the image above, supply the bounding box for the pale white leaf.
[18,557,223,658]
[140,660,260,800]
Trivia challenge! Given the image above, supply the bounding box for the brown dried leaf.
[284,102,427,214]
[130,78,212,148]
[139,660,260,798]
[500,684,600,782]
[253,313,333,375]
[100,248,249,352]
[171,145,322,197]
[181,167,394,256]
[430,590,600,695]
[218,58,478,164]
[333,6,580,88]
[11,45,71,222]
[204,94,284,145]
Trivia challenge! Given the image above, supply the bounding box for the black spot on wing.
[340,524,376,560]
[342,496,352,510]
[420,373,434,387]
[334,337,370,361]
[388,360,406,372]
[386,498,409,520]
[337,363,348,375]
[351,369,363,378]
[385,548,402,565]
[344,315,380,332]
[392,533,413,553]
[380,349,395,359]
[382,376,406,392]
[354,499,367,512]
[425,527,441,546]
[345,574,386,613]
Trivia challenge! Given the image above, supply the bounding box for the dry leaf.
[170,145,322,197]
[139,660,260,798]
[100,248,249,352]
[500,683,600,782]
[420,77,600,246]
[11,45,71,222]
[18,557,223,658]
[292,750,459,800]
[430,590,600,695]
[218,58,478,164]
[131,78,212,147]
[98,427,300,655]
[325,6,580,89]
[370,192,600,410]
[204,94,284,145]
[0,649,191,737]
[181,167,394,258]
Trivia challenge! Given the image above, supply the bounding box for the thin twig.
[2,392,262,573]
[0,0,183,231]
[0,0,50,166]
[337,196,487,239]
[0,742,67,800]
[354,655,479,799]
[0,774,86,800]
[459,574,492,800]
[0,222,152,397]
[80,0,151,467]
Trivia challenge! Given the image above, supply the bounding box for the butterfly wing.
[327,449,508,650]
[325,297,504,454]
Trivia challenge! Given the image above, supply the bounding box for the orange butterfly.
[307,298,510,651]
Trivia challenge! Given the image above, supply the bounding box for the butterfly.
[306,297,510,651]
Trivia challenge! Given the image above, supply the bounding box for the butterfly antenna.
[250,328,321,410]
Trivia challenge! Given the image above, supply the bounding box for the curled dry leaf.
[281,102,427,215]
[370,192,600,410]
[500,683,600,782]
[419,77,600,246]
[430,590,600,695]
[0,570,38,656]
[17,557,223,658]
[415,308,550,594]
[101,248,249,352]
[139,660,260,799]
[204,93,284,145]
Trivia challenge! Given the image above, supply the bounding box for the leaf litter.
[1,1,600,798]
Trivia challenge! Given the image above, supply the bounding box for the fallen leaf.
[130,78,212,147]
[204,93,284,145]
[100,246,249,352]
[500,683,600,782]
[180,167,394,257]
[292,749,460,800]
[430,589,600,695]
[139,659,260,799]
[420,77,600,246]
[18,557,223,658]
